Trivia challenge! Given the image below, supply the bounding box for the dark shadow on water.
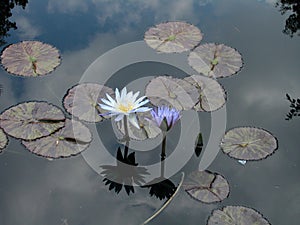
[276,0,300,37]
[142,176,176,201]
[100,146,177,200]
[100,147,149,195]
[142,158,176,201]
[0,0,28,47]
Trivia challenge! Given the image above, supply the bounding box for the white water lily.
[98,87,151,128]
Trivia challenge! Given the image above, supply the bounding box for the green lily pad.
[145,76,199,110]
[0,101,65,140]
[63,83,114,122]
[184,75,226,112]
[1,41,61,77]
[22,119,92,158]
[114,111,161,141]
[0,128,8,151]
[183,170,229,203]
[220,127,278,161]
[188,43,243,78]
[207,206,270,225]
[144,21,203,53]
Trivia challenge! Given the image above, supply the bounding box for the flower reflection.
[142,158,176,200]
[143,177,176,200]
[101,147,149,195]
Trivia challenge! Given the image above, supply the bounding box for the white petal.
[121,87,127,99]
[128,114,140,129]
[115,88,121,103]
[134,99,149,108]
[105,94,116,105]
[132,91,140,102]
[115,114,124,122]
[98,104,116,111]
[101,98,115,107]
[135,95,147,104]
[127,91,133,99]
[133,107,152,113]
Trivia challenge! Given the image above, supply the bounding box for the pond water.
[0,0,299,225]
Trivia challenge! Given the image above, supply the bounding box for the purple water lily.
[150,106,181,131]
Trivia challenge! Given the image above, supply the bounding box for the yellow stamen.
[118,103,134,113]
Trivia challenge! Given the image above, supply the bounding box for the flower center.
[118,103,134,113]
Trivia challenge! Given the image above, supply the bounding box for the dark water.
[0,0,300,224]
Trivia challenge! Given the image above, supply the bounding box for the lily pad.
[188,43,243,78]
[1,41,61,77]
[183,170,229,203]
[0,128,8,151]
[22,119,92,158]
[184,75,226,112]
[145,76,199,110]
[63,83,114,122]
[220,127,278,161]
[0,101,65,140]
[115,111,161,141]
[207,206,270,225]
[144,21,202,53]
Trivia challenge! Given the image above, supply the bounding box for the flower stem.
[123,115,130,158]
[161,131,166,161]
[160,159,165,178]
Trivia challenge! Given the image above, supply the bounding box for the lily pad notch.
[22,119,92,159]
[183,170,230,203]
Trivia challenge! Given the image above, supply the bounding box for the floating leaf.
[145,76,199,110]
[22,119,92,158]
[1,41,61,77]
[183,170,229,203]
[0,101,65,140]
[63,83,114,122]
[144,21,202,53]
[207,206,270,225]
[115,111,161,141]
[184,75,226,112]
[0,128,8,151]
[220,127,278,161]
[188,43,243,78]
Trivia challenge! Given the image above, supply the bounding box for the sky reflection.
[0,0,299,224]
